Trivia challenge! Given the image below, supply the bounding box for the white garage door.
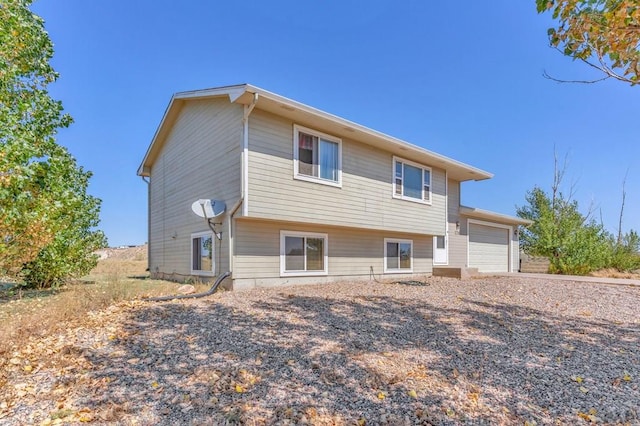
[469,223,509,272]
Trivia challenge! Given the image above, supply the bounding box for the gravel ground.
[1,276,639,425]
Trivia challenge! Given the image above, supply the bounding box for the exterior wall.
[148,98,243,279]
[447,179,468,267]
[233,218,433,289]
[511,230,520,272]
[246,109,447,236]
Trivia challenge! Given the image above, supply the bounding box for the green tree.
[537,0,640,84]
[610,229,640,271]
[0,0,105,286]
[517,186,611,275]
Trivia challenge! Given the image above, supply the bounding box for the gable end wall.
[148,98,243,278]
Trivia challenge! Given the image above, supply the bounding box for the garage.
[468,222,510,272]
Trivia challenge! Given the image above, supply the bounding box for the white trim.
[190,231,215,276]
[280,230,329,277]
[460,205,533,226]
[383,238,414,273]
[434,171,449,265]
[466,219,513,273]
[293,124,343,188]
[392,156,432,205]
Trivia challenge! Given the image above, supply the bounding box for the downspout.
[141,175,150,274]
[227,197,243,275]
[242,93,258,217]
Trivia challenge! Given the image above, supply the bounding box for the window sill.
[280,270,328,277]
[384,268,413,274]
[294,174,342,188]
[392,194,432,205]
[191,271,215,276]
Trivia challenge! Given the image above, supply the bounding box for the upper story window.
[393,156,431,204]
[293,125,342,187]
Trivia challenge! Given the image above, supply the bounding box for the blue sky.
[32,1,639,247]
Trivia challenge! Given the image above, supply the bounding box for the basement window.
[191,231,214,275]
[384,238,413,273]
[280,231,328,276]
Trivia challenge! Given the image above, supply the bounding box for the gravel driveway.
[2,276,639,425]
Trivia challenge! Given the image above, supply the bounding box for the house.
[137,84,531,290]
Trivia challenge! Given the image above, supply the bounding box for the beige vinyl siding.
[447,179,468,268]
[511,230,520,272]
[246,109,446,236]
[148,98,243,279]
[233,218,433,289]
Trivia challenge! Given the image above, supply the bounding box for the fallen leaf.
[151,381,159,388]
[579,386,589,394]
[377,392,386,400]
[78,413,92,422]
[445,407,455,417]
[235,384,244,393]
[407,389,417,398]
[572,375,583,384]
[577,411,596,422]
[623,372,631,382]
[23,365,32,373]
[357,418,366,426]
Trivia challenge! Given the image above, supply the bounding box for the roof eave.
[240,85,493,182]
[460,205,533,226]
[138,83,494,182]
[137,84,250,177]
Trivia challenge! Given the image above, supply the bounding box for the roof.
[138,83,494,182]
[460,205,533,226]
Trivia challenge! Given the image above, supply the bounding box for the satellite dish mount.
[191,199,226,240]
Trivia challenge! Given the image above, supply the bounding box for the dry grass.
[589,268,640,279]
[0,256,210,356]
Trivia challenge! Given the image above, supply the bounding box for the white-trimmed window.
[191,231,214,275]
[393,156,431,204]
[280,231,328,276]
[384,238,413,273]
[293,125,342,187]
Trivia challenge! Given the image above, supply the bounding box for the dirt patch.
[95,245,147,262]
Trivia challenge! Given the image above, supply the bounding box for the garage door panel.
[469,223,509,272]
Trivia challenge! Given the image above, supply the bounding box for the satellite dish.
[191,199,226,219]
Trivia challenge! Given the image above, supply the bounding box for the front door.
[433,234,448,264]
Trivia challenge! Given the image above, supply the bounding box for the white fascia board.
[174,84,249,101]
[137,94,178,176]
[460,205,533,226]
[138,85,251,177]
